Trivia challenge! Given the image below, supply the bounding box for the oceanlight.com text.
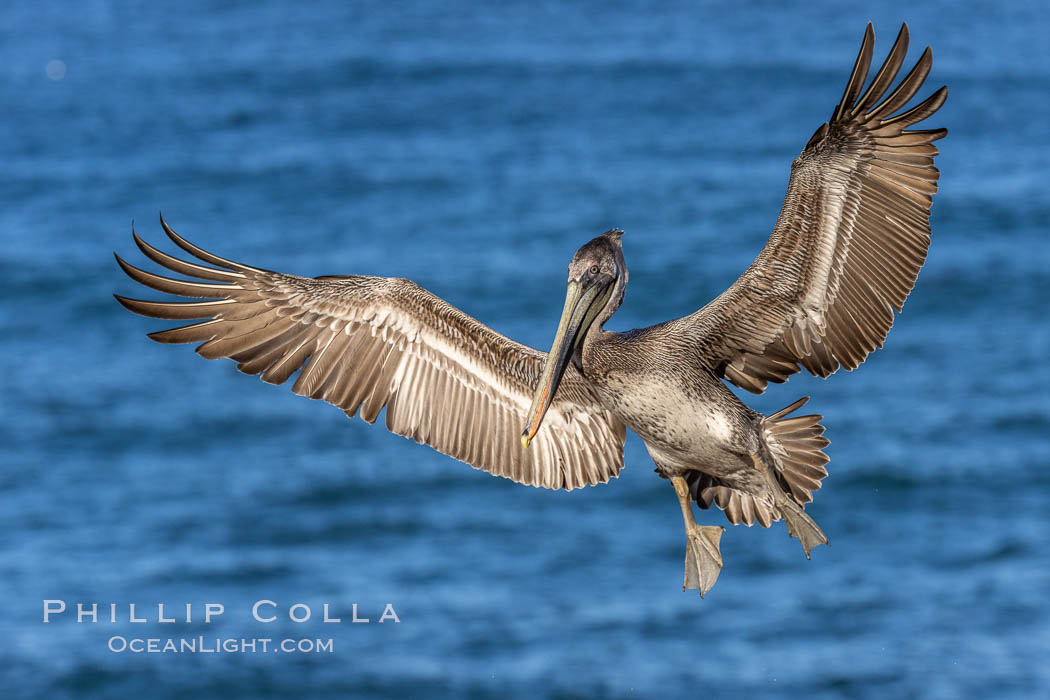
[107,636,335,654]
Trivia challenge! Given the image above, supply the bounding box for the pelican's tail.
[762,397,831,507]
[688,397,830,531]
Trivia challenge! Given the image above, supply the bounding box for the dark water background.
[2,1,1048,698]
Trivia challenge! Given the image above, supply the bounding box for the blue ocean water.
[2,1,1048,697]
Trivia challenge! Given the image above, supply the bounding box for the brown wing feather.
[680,23,947,393]
[116,216,626,491]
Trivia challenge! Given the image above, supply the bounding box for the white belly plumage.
[593,370,756,478]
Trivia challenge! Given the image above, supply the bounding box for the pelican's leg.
[671,476,724,597]
[750,454,828,557]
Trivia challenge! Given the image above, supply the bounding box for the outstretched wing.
[115,217,626,490]
[680,23,947,393]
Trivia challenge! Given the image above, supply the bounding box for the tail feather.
[687,396,830,528]
[763,396,830,505]
[766,396,810,420]
[691,480,776,528]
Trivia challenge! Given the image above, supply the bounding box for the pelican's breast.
[582,336,758,473]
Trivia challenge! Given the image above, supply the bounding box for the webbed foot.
[672,475,725,597]
[780,499,828,558]
[750,454,828,557]
[684,523,724,596]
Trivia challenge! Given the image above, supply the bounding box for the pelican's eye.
[589,264,600,275]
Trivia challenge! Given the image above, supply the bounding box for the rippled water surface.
[2,1,1048,698]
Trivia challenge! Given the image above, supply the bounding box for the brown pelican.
[115,23,945,596]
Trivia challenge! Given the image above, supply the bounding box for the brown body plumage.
[116,23,945,596]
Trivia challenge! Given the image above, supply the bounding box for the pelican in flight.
[116,23,945,596]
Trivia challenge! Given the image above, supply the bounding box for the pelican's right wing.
[115,217,625,491]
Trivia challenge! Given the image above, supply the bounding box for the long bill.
[521,278,609,449]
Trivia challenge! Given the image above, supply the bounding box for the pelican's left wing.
[675,23,947,393]
[115,217,625,490]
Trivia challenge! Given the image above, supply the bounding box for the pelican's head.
[522,230,627,448]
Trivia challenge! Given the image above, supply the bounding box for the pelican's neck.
[599,258,628,328]
[577,267,627,363]
[598,277,625,330]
